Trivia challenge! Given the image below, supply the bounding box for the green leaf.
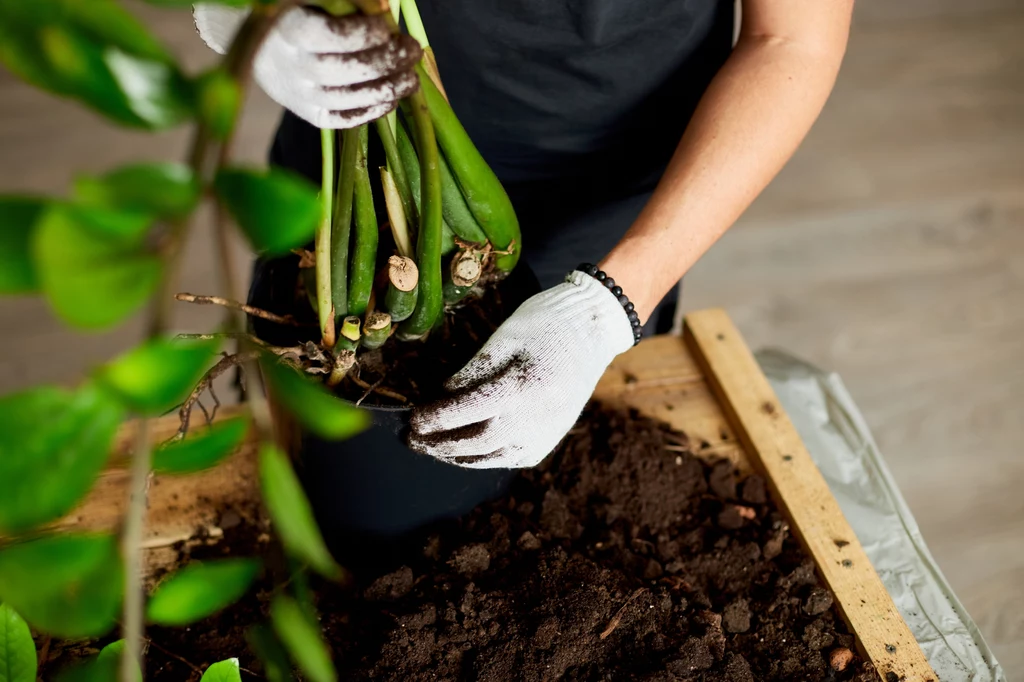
[96,641,141,682]
[263,360,369,440]
[200,658,243,682]
[196,69,241,141]
[0,533,123,638]
[153,417,249,474]
[0,0,192,129]
[0,383,124,535]
[259,444,340,580]
[271,595,335,682]
[32,203,162,329]
[0,196,47,294]
[74,163,199,219]
[147,558,260,626]
[96,338,217,415]
[245,625,292,682]
[0,604,37,682]
[215,168,321,255]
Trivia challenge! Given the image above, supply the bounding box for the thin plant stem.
[400,0,429,47]
[316,129,336,347]
[121,419,151,682]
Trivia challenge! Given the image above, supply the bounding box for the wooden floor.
[0,1,1020,675]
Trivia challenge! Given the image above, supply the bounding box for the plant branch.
[121,418,151,682]
[175,293,305,326]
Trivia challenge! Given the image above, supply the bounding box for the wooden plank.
[594,335,749,470]
[683,308,937,682]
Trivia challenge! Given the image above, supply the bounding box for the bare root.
[177,350,260,439]
[175,293,308,326]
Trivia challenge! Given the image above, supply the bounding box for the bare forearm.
[601,25,849,322]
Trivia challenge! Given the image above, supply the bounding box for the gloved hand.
[408,270,638,469]
[193,4,421,128]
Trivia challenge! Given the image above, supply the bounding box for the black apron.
[270,0,735,332]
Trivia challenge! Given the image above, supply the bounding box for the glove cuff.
[193,3,250,56]
[564,270,639,356]
[572,264,644,346]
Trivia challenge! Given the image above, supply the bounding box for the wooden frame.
[53,309,935,681]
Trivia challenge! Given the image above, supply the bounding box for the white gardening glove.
[193,4,421,128]
[408,270,639,469]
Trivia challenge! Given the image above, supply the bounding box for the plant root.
[175,293,308,327]
[599,588,647,640]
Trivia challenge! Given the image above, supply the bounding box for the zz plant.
[0,0,519,680]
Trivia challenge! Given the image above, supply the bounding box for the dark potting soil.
[130,406,873,682]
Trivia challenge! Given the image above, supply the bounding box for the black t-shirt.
[417,0,734,188]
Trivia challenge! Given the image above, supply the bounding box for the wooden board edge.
[682,309,937,682]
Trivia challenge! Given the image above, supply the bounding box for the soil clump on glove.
[133,407,874,681]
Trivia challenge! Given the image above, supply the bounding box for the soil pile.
[319,407,874,681]
[123,406,873,681]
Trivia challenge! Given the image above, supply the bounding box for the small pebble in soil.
[830,647,855,672]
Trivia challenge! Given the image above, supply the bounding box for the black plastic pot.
[247,255,539,550]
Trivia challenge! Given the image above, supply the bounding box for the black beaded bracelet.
[577,263,644,345]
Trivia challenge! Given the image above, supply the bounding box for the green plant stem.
[316,129,336,347]
[348,125,377,317]
[331,128,359,322]
[120,419,151,682]
[399,86,443,339]
[374,117,416,227]
[400,0,429,47]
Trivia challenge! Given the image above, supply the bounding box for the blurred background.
[0,0,1020,674]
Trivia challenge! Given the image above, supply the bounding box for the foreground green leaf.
[0,533,122,638]
[53,639,139,682]
[271,595,335,682]
[96,640,141,682]
[259,443,340,580]
[153,417,249,474]
[0,603,37,682]
[96,338,217,415]
[196,69,241,141]
[215,167,321,254]
[74,163,199,219]
[0,0,192,129]
[147,558,260,626]
[0,383,123,535]
[245,624,292,682]
[32,203,162,329]
[200,658,243,682]
[263,360,369,440]
[0,196,47,294]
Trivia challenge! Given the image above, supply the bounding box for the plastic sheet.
[756,349,1007,682]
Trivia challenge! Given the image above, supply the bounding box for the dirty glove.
[193,4,421,128]
[409,271,637,469]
